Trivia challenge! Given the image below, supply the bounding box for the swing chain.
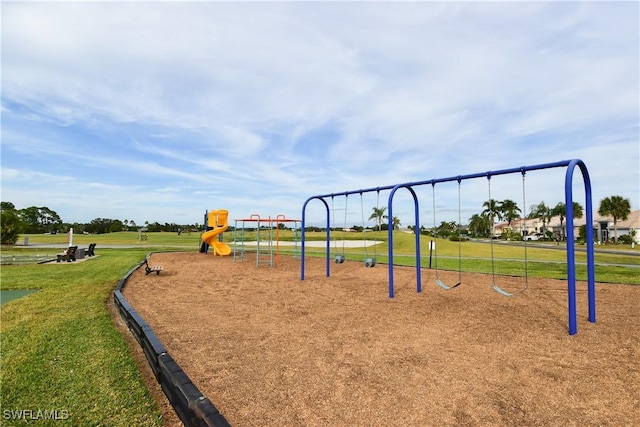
[331,195,345,263]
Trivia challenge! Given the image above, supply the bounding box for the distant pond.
[0,289,41,305]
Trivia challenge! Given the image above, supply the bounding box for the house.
[592,209,640,243]
[494,217,546,238]
[546,210,639,243]
[494,209,639,243]
[547,215,589,241]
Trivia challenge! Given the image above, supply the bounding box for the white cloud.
[1,1,638,225]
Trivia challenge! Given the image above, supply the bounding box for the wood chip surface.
[121,252,640,427]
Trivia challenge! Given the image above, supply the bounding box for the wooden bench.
[57,246,78,262]
[143,258,163,275]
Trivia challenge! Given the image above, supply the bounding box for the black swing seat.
[334,254,345,264]
[143,258,163,275]
[364,257,376,268]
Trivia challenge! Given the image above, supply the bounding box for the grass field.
[1,240,185,426]
[296,230,639,285]
[1,231,637,425]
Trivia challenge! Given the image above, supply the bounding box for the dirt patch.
[122,252,640,426]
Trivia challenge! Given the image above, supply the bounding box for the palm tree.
[369,206,388,231]
[468,213,490,237]
[501,199,521,227]
[433,220,455,238]
[529,201,552,235]
[392,216,401,230]
[482,199,503,237]
[552,202,584,241]
[598,195,631,243]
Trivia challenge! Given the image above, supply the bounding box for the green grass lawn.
[1,231,637,425]
[1,247,169,426]
[299,231,639,285]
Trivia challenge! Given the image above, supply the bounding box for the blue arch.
[300,196,331,280]
[387,184,421,298]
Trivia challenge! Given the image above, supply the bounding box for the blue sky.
[2,1,638,228]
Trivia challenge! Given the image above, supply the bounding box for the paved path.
[236,240,382,248]
[21,240,384,249]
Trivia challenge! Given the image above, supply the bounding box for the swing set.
[301,159,596,335]
[330,192,379,267]
[486,171,530,297]
[431,180,462,290]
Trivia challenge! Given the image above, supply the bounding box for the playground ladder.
[232,221,247,263]
[255,215,274,267]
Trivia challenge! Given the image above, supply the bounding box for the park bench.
[85,243,96,257]
[143,258,163,275]
[57,246,78,262]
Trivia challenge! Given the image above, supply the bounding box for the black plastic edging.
[115,253,231,427]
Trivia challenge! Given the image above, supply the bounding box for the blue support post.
[564,159,596,335]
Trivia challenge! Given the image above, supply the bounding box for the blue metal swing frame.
[300,159,595,335]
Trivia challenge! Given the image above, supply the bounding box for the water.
[0,289,40,305]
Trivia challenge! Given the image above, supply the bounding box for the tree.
[109,219,124,233]
[85,218,115,234]
[1,202,22,244]
[18,206,62,234]
[68,222,86,235]
[598,195,631,243]
[529,202,552,234]
[501,199,521,227]
[468,213,490,237]
[392,216,401,230]
[552,202,584,241]
[434,220,457,238]
[1,202,16,211]
[369,206,388,231]
[482,199,503,237]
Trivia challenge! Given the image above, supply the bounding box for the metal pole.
[429,240,433,269]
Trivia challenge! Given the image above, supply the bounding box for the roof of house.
[547,215,588,228]
[495,209,640,230]
[593,209,640,228]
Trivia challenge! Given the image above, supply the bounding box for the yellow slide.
[202,209,231,256]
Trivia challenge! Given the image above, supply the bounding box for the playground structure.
[200,209,232,256]
[201,210,301,266]
[301,159,596,335]
[233,214,301,267]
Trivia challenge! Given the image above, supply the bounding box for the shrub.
[449,234,469,242]
[1,209,22,245]
[618,235,633,245]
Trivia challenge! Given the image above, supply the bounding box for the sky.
[2,1,639,229]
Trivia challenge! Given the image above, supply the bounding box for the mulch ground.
[120,252,640,426]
